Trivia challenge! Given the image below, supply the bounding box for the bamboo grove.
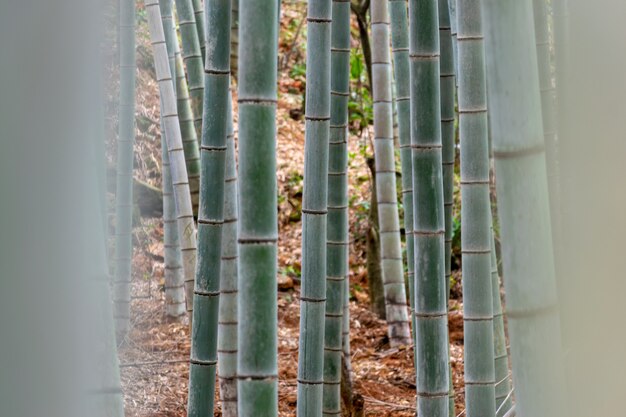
[107,0,574,415]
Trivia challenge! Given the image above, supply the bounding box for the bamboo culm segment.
[191,0,206,62]
[371,0,412,348]
[218,94,238,417]
[187,0,232,414]
[297,1,331,415]
[490,225,511,417]
[481,1,567,416]
[113,0,137,337]
[457,1,496,416]
[447,0,458,85]
[145,0,198,319]
[175,0,204,210]
[237,0,279,415]
[388,0,416,363]
[322,1,350,415]
[532,0,562,282]
[408,0,450,416]
[160,0,186,319]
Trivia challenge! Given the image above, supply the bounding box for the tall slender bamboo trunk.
[342,271,352,380]
[237,0,279,415]
[490,225,511,416]
[218,94,238,417]
[191,0,206,61]
[481,1,567,416]
[371,0,412,348]
[296,0,332,415]
[388,0,415,355]
[187,0,232,413]
[175,0,204,209]
[113,0,137,337]
[408,0,450,415]
[447,0,458,84]
[230,0,239,79]
[457,1,496,416]
[322,1,350,415]
[145,0,198,316]
[532,0,562,283]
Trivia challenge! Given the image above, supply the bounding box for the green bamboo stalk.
[296,0,332,414]
[481,1,567,416]
[532,0,562,281]
[322,1,350,415]
[237,0,279,415]
[218,93,238,417]
[371,0,412,348]
[490,225,511,416]
[187,0,232,413]
[457,1,496,415]
[342,272,352,381]
[112,0,136,337]
[175,0,204,209]
[160,0,186,319]
[408,0,450,415]
[230,0,239,79]
[192,0,206,61]
[388,0,415,356]
[447,0,458,85]
[145,0,198,316]
[173,35,202,200]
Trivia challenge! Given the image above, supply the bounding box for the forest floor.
[114,3,472,415]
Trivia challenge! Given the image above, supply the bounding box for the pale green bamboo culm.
[191,0,206,61]
[218,93,239,417]
[113,0,137,338]
[187,0,232,414]
[322,0,350,415]
[145,0,198,321]
[482,1,567,416]
[371,0,412,348]
[388,0,415,360]
[297,0,332,414]
[175,0,203,211]
[237,0,279,415]
[457,1,496,416]
[408,0,450,415]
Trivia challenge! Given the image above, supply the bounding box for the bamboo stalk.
[296,0,332,414]
[322,1,350,415]
[237,0,279,415]
[218,93,238,417]
[481,1,567,416]
[408,0,450,415]
[145,0,198,316]
[457,1,496,415]
[388,0,416,358]
[187,0,232,413]
[371,0,412,348]
[191,0,206,61]
[113,0,137,337]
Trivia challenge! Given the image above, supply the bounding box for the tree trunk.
[408,0,450,415]
[365,157,385,319]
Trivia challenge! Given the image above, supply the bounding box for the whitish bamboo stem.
[145,0,198,315]
[191,0,206,61]
[322,1,350,415]
[481,1,567,416]
[408,0,450,415]
[457,1,496,415]
[236,0,279,415]
[113,0,137,337]
[371,0,412,348]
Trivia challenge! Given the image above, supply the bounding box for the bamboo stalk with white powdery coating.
[175,0,204,210]
[481,1,567,416]
[457,1,496,415]
[408,0,450,415]
[113,0,137,337]
[145,0,198,317]
[236,0,279,415]
[187,0,232,413]
[296,0,331,414]
[447,0,458,85]
[160,0,186,318]
[371,0,412,348]
[191,0,206,62]
[322,1,350,415]
[218,94,238,417]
